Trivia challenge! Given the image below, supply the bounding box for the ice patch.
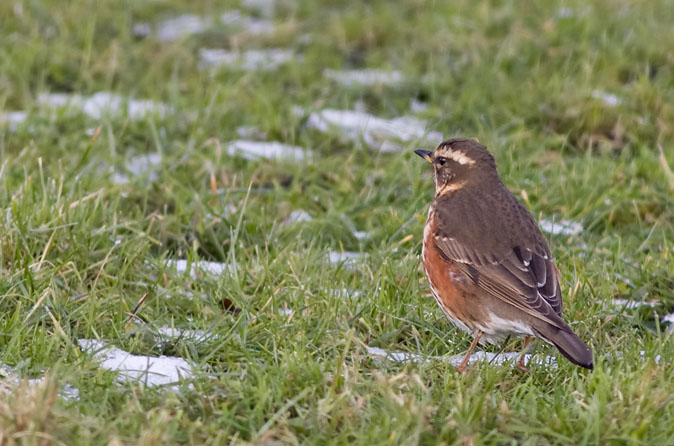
[227,139,309,160]
[37,92,169,120]
[539,219,583,236]
[323,69,404,87]
[157,15,208,41]
[165,259,232,278]
[302,108,441,152]
[591,90,622,107]
[111,153,161,184]
[79,339,194,386]
[199,48,294,71]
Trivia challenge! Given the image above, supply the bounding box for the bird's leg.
[516,336,532,372]
[457,331,483,374]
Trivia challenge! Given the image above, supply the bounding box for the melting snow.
[227,140,309,160]
[323,69,404,87]
[79,339,194,386]
[327,251,363,266]
[37,92,169,120]
[243,0,276,17]
[156,327,218,343]
[286,210,313,223]
[0,365,80,400]
[111,153,161,184]
[156,15,208,41]
[220,11,274,34]
[608,299,660,310]
[539,219,583,236]
[199,48,294,71]
[353,230,371,240]
[302,108,442,152]
[0,111,28,131]
[591,90,622,107]
[165,259,232,278]
[367,347,557,368]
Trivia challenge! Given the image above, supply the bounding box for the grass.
[0,0,673,444]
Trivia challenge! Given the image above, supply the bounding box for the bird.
[414,138,593,372]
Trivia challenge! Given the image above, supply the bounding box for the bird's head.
[415,138,497,195]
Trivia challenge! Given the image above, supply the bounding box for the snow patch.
[227,139,309,160]
[608,299,660,310]
[0,111,28,131]
[323,69,403,87]
[302,108,441,152]
[165,259,232,278]
[220,11,274,35]
[367,347,557,368]
[156,327,218,343]
[539,219,583,236]
[327,251,363,267]
[199,48,295,71]
[37,92,169,120]
[286,210,313,223]
[111,153,161,184]
[591,90,622,107]
[157,15,208,41]
[79,339,194,387]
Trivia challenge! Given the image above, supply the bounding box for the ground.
[0,0,673,445]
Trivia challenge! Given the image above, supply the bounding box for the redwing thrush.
[415,138,593,372]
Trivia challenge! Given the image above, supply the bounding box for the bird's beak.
[414,149,433,164]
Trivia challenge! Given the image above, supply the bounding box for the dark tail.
[535,325,593,370]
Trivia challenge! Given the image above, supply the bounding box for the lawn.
[0,0,673,444]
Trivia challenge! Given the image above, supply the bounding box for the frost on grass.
[0,111,28,131]
[156,14,209,41]
[78,339,194,387]
[37,92,170,120]
[111,153,161,184]
[164,259,232,278]
[301,108,442,152]
[323,69,404,87]
[539,218,583,236]
[227,140,309,160]
[367,347,557,368]
[199,49,295,71]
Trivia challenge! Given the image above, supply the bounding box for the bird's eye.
[436,157,447,166]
